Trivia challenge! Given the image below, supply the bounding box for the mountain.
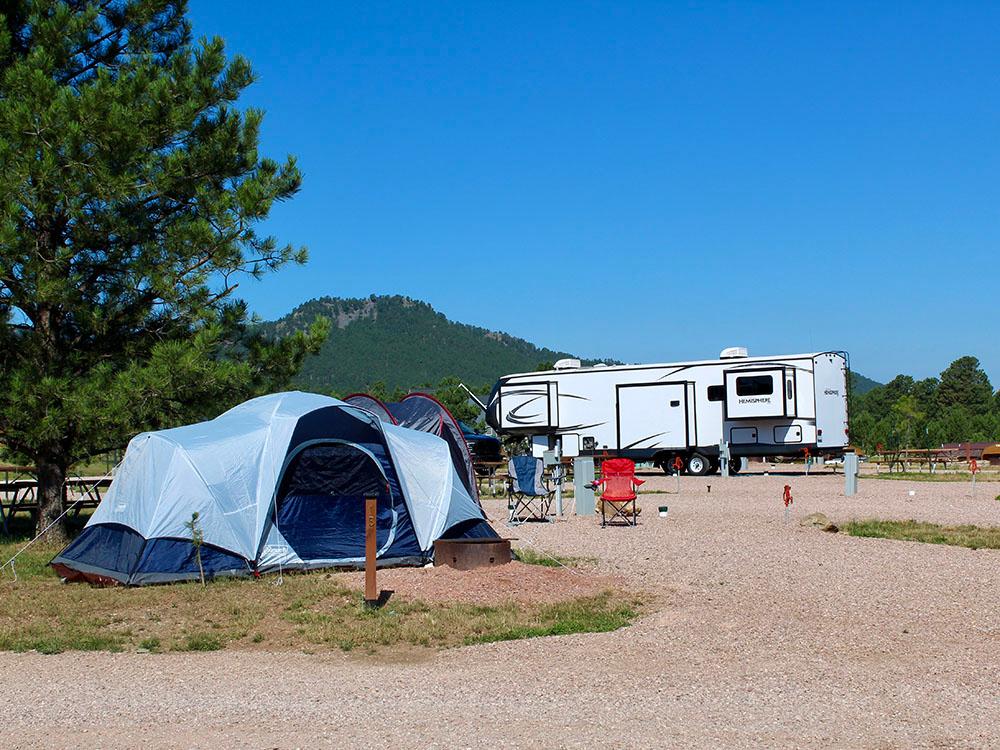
[264,294,883,397]
[262,295,612,393]
[850,371,881,396]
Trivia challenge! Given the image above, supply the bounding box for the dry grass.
[843,519,1000,550]
[0,537,643,655]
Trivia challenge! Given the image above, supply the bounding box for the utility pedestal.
[719,439,731,477]
[844,451,859,496]
[574,456,595,515]
[543,447,562,516]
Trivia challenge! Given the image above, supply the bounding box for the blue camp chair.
[506,456,553,525]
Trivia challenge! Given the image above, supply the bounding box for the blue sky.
[189,1,999,385]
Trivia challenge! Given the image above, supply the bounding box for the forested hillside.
[261,295,614,394]
[264,295,896,408]
[850,372,880,396]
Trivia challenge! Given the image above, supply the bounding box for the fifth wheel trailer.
[485,349,850,475]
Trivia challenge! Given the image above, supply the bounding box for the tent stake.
[365,496,378,606]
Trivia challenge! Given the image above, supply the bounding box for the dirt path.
[2,473,998,749]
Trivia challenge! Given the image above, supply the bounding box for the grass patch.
[862,471,999,482]
[464,592,639,646]
[843,519,1000,550]
[513,547,597,568]
[177,632,222,652]
[0,535,643,654]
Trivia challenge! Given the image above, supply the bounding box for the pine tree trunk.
[35,456,69,544]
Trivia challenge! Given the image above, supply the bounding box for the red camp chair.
[594,458,644,527]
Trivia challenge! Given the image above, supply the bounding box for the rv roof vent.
[720,346,748,359]
[554,358,582,370]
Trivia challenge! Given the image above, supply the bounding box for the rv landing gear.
[658,455,679,476]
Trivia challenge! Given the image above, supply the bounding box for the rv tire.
[687,453,710,476]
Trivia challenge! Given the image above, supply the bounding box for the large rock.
[800,512,839,533]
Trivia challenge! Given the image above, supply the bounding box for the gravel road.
[2,472,998,749]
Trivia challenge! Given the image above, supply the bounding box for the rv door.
[616,383,689,451]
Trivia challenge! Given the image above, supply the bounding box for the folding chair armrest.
[633,477,646,487]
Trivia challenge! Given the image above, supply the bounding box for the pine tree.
[0,1,328,541]
[937,356,993,415]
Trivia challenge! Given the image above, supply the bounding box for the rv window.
[736,375,773,397]
[707,385,725,402]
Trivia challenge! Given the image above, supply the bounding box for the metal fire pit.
[433,538,512,570]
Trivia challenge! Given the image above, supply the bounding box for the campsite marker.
[783,484,793,523]
[803,447,811,475]
[970,459,979,496]
[673,456,684,493]
[365,496,378,606]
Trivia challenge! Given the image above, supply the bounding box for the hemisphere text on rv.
[485,348,850,476]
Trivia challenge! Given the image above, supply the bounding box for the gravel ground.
[2,471,998,749]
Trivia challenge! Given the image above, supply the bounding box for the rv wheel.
[687,453,710,476]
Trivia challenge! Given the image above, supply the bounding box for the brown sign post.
[365,496,378,605]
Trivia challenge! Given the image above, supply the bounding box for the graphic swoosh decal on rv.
[505,396,546,424]
[623,433,667,449]
[560,422,606,431]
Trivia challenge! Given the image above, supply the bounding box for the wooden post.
[365,496,377,605]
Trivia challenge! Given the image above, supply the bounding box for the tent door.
[274,442,395,562]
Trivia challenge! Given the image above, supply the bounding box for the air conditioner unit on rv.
[554,358,582,370]
[720,347,748,359]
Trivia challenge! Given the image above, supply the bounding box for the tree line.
[849,356,1000,452]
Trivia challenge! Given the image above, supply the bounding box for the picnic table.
[474,460,507,496]
[0,469,112,534]
[870,448,959,473]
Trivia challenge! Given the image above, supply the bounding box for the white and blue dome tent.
[51,392,496,586]
[345,392,480,506]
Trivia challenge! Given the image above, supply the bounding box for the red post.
[365,496,377,604]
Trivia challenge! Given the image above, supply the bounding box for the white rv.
[485,349,850,475]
